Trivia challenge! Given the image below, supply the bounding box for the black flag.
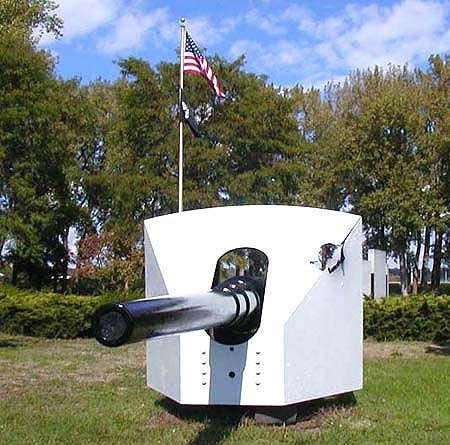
[180,90,201,137]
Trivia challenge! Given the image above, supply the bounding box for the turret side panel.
[146,336,181,402]
[284,219,363,403]
[144,228,168,297]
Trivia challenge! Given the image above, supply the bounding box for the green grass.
[1,336,449,444]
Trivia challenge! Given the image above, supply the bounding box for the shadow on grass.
[158,398,245,445]
[158,392,356,444]
[0,336,24,348]
[426,342,450,356]
[297,391,356,418]
[279,391,357,433]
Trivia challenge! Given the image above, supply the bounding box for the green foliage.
[209,63,306,205]
[0,0,62,42]
[0,8,86,290]
[0,285,140,338]
[364,294,450,342]
[74,55,308,292]
[295,59,450,295]
[1,283,450,343]
[2,0,450,299]
[0,60,82,288]
[0,285,95,338]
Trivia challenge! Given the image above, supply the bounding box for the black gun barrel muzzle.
[92,276,263,347]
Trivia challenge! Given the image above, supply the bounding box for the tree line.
[1,1,450,295]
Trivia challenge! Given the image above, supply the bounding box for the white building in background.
[362,249,389,300]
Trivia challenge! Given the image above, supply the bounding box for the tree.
[344,67,429,295]
[416,55,450,292]
[0,0,62,42]
[78,55,309,292]
[209,58,306,206]
[0,2,80,289]
[293,83,356,210]
[75,231,143,293]
[295,66,431,294]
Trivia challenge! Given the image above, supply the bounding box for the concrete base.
[159,392,356,426]
[252,404,299,425]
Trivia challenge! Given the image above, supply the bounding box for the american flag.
[184,32,225,98]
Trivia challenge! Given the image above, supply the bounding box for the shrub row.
[364,294,450,342]
[1,285,449,341]
[0,285,141,339]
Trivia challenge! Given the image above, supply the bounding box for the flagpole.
[178,17,186,213]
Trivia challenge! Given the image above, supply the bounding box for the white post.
[178,18,186,213]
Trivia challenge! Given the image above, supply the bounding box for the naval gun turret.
[93,205,363,423]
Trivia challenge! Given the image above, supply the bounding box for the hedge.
[364,294,450,342]
[0,285,141,339]
[1,285,449,341]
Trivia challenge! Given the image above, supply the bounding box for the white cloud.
[187,15,239,48]
[319,16,347,40]
[347,0,446,46]
[315,42,341,67]
[244,9,286,35]
[229,0,450,88]
[286,0,450,71]
[40,1,175,55]
[436,27,450,52]
[220,17,241,35]
[41,0,120,44]
[157,19,178,43]
[38,0,450,88]
[97,8,170,54]
[281,5,317,34]
[41,0,237,57]
[230,39,307,73]
[230,39,263,60]
[273,41,306,65]
[187,16,220,46]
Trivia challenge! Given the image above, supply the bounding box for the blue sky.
[40,0,450,88]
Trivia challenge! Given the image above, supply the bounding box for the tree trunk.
[12,261,18,286]
[61,225,69,293]
[431,228,443,291]
[412,234,421,295]
[379,224,387,250]
[399,249,409,296]
[420,225,431,290]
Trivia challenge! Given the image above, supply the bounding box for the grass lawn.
[0,335,449,445]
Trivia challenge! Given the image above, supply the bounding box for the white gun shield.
[144,205,362,406]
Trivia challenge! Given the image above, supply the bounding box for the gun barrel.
[93,277,262,347]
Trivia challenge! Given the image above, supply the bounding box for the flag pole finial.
[180,17,186,25]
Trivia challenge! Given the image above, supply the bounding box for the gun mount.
[92,205,363,422]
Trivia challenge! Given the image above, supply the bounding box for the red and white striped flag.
[184,32,225,98]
